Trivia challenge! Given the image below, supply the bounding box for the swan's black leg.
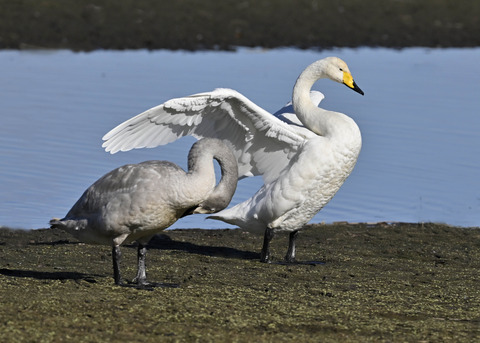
[133,243,148,286]
[260,227,275,263]
[112,245,122,285]
[285,230,299,263]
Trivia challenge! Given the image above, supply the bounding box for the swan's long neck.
[187,139,238,214]
[292,60,349,138]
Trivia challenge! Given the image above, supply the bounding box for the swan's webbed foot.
[280,230,325,265]
[275,260,325,266]
[284,230,299,263]
[260,255,271,263]
[260,227,275,263]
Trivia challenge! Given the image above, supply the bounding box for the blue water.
[0,47,479,229]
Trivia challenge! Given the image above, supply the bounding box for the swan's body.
[102,57,364,262]
[50,138,238,286]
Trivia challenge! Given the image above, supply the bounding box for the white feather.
[102,56,364,262]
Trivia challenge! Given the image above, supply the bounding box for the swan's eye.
[339,68,343,71]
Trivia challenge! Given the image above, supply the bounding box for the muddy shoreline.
[1,223,479,341]
[1,0,479,51]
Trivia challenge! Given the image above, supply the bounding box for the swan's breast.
[268,131,361,231]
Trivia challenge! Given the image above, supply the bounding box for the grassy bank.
[1,223,479,341]
[0,0,479,51]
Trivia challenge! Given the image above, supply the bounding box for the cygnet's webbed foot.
[121,279,180,291]
[112,244,179,289]
[112,245,123,285]
[126,243,179,289]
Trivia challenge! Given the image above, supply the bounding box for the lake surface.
[1,47,479,229]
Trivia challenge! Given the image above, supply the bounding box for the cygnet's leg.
[132,243,148,286]
[112,245,122,285]
[260,227,275,263]
[132,243,178,289]
[285,230,299,263]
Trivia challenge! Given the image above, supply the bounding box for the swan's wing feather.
[272,90,324,139]
[274,90,324,126]
[102,88,305,182]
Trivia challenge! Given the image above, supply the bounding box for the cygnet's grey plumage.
[50,138,238,287]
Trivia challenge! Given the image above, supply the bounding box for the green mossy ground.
[1,223,479,342]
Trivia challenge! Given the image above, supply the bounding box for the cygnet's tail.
[49,218,86,232]
[49,218,64,229]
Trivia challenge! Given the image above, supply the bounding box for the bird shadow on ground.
[146,234,260,260]
[0,268,100,283]
[29,240,80,246]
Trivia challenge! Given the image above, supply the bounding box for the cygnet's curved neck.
[187,139,238,213]
[205,150,238,211]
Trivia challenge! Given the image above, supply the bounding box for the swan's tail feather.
[207,213,238,226]
[207,208,252,230]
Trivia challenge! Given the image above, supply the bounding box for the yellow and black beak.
[343,71,364,96]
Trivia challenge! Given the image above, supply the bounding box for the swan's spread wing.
[273,90,325,138]
[103,88,305,182]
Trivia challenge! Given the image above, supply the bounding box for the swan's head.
[323,57,364,96]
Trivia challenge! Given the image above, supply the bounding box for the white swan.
[50,138,238,287]
[102,57,364,263]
